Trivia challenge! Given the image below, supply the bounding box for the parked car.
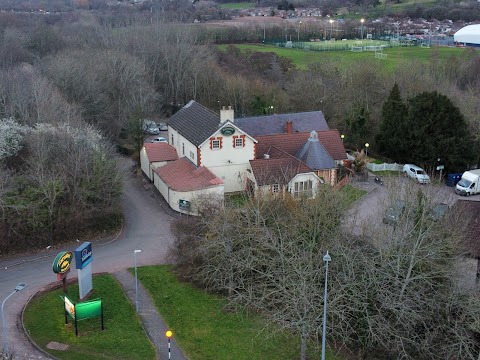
[383,200,406,225]
[150,137,167,143]
[142,120,160,135]
[403,164,430,184]
[429,203,449,221]
[157,122,168,131]
[455,170,480,196]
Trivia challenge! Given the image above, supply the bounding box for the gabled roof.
[235,111,329,136]
[256,130,347,161]
[296,131,336,170]
[155,157,223,192]
[168,100,220,146]
[199,121,257,148]
[143,143,178,163]
[250,147,313,186]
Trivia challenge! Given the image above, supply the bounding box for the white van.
[455,170,480,196]
[403,164,430,184]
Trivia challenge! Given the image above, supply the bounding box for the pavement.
[0,157,185,359]
[113,270,188,360]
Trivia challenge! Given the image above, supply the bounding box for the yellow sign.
[166,330,173,338]
[52,251,73,274]
[64,295,75,319]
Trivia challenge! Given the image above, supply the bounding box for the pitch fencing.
[367,162,403,172]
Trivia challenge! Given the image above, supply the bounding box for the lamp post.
[321,251,331,360]
[361,18,365,40]
[365,142,369,157]
[297,21,302,42]
[329,19,334,40]
[340,134,345,142]
[2,283,28,359]
[134,249,142,313]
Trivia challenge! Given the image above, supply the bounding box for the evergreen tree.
[376,83,408,161]
[344,103,370,150]
[406,91,475,172]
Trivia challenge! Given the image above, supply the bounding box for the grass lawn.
[23,275,156,360]
[219,2,255,9]
[340,184,368,204]
[219,43,471,71]
[136,265,344,360]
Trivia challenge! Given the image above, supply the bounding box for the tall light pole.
[361,18,365,40]
[297,21,302,42]
[134,249,142,313]
[365,143,370,157]
[329,19,334,40]
[2,283,28,359]
[321,251,331,360]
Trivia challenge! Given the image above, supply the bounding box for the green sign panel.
[53,251,73,274]
[61,296,104,336]
[76,299,102,320]
[179,199,191,211]
[220,126,235,136]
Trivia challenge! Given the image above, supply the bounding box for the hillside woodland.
[1,9,480,251]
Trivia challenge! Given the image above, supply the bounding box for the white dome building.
[454,24,480,46]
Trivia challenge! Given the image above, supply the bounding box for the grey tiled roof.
[235,111,329,136]
[168,100,220,146]
[296,131,336,170]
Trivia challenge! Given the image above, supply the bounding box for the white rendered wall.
[168,126,198,165]
[200,133,256,193]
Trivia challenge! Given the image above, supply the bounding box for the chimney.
[285,120,293,134]
[220,105,234,124]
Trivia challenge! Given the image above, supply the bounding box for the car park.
[383,200,406,225]
[150,137,167,143]
[403,164,430,184]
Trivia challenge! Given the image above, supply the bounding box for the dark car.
[429,203,449,221]
[383,200,406,225]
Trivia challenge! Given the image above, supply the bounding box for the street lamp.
[134,249,142,313]
[365,142,370,157]
[329,19,334,40]
[2,283,28,359]
[361,18,365,40]
[340,134,345,142]
[297,21,301,42]
[321,251,331,360]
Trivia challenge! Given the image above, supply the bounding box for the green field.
[23,275,156,360]
[218,2,255,9]
[219,43,470,71]
[136,265,343,360]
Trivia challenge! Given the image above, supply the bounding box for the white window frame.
[190,151,195,160]
[212,139,221,150]
[235,137,244,148]
[272,184,280,193]
[293,180,313,198]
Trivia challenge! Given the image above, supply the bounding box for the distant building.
[454,24,480,46]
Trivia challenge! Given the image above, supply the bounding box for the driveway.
[0,158,178,359]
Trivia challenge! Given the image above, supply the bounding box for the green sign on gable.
[220,126,235,136]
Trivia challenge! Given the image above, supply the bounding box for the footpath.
[114,270,188,360]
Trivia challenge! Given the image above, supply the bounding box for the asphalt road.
[0,158,178,359]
